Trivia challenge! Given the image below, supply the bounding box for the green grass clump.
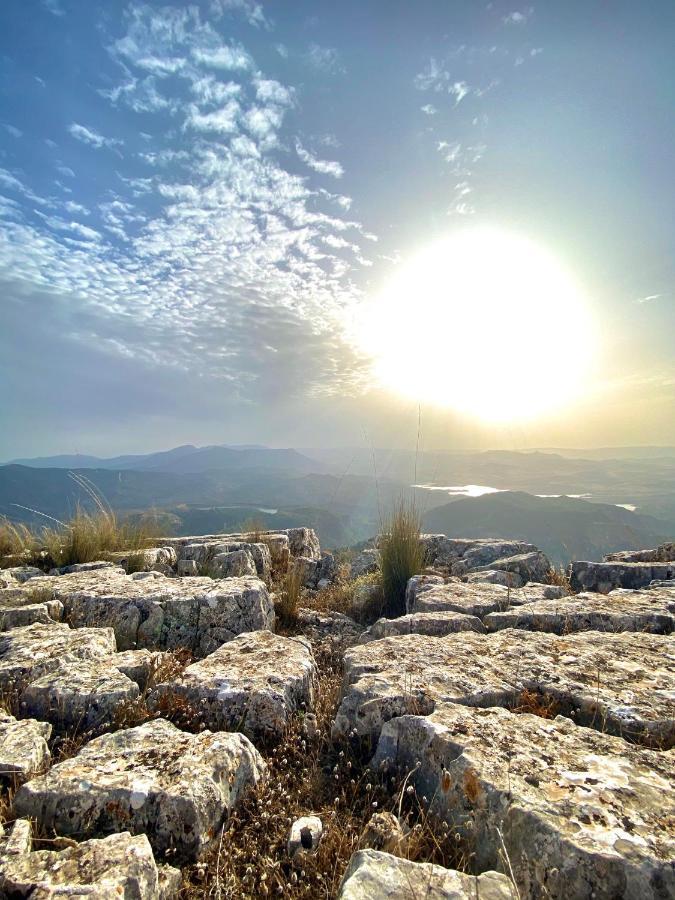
[379,501,425,617]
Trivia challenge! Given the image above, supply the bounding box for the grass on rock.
[378,501,425,617]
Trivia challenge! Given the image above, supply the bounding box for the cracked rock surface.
[0,713,51,783]
[14,718,266,864]
[149,630,316,740]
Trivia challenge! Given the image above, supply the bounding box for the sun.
[357,227,596,423]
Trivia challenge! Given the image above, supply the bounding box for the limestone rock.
[338,850,514,899]
[570,559,675,593]
[3,566,47,584]
[286,527,321,561]
[0,588,63,631]
[210,549,257,578]
[333,630,674,748]
[350,549,381,578]
[373,705,675,900]
[107,547,178,575]
[475,550,551,584]
[21,657,139,733]
[409,580,561,618]
[0,712,51,782]
[287,815,323,858]
[20,568,274,655]
[297,607,362,646]
[485,588,675,635]
[177,559,198,576]
[357,812,409,854]
[50,560,119,575]
[404,573,445,610]
[149,631,315,740]
[114,648,166,691]
[14,718,266,864]
[605,541,675,563]
[465,569,523,588]
[0,824,180,899]
[0,622,116,689]
[360,610,485,643]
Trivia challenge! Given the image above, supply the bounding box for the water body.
[414,485,637,512]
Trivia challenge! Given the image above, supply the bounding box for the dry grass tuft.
[546,565,572,592]
[302,573,384,624]
[181,642,466,898]
[0,519,39,567]
[512,689,560,720]
[275,562,305,627]
[379,501,425,618]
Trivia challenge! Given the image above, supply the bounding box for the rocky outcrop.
[605,541,675,563]
[337,850,515,899]
[0,713,51,783]
[372,705,674,900]
[484,586,675,634]
[570,559,674,593]
[14,718,266,864]
[0,588,63,631]
[149,631,316,740]
[409,580,566,617]
[333,630,674,748]
[360,610,485,642]
[350,549,381,578]
[0,822,181,898]
[1,569,274,655]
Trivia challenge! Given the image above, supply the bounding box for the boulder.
[0,713,51,783]
[296,608,362,646]
[107,547,178,575]
[17,569,274,656]
[333,630,674,748]
[570,560,675,593]
[0,823,181,899]
[21,657,139,733]
[605,541,675,563]
[360,610,485,643]
[373,705,675,900]
[50,560,119,575]
[149,631,315,740]
[337,850,514,899]
[210,549,257,578]
[287,815,323,858]
[114,648,166,691]
[465,569,523,588]
[350,549,381,578]
[0,622,116,689]
[286,527,321,561]
[409,581,563,619]
[475,550,551,584]
[14,718,266,864]
[484,587,675,635]
[404,573,445,610]
[3,566,47,584]
[0,589,63,631]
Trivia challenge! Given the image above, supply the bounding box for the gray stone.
[360,610,485,643]
[288,815,323,858]
[333,630,674,748]
[410,581,563,618]
[18,569,274,655]
[297,607,362,646]
[14,718,266,864]
[465,569,524,588]
[357,813,409,854]
[0,622,116,689]
[0,824,180,899]
[4,567,47,584]
[605,541,675,563]
[0,588,63,631]
[21,658,139,733]
[286,527,321,561]
[570,559,675,593]
[114,648,166,691]
[475,550,552,584]
[210,549,257,578]
[485,588,675,635]
[350,549,381,578]
[177,559,198,577]
[50,560,119,575]
[149,631,315,740]
[404,573,445,610]
[0,713,51,782]
[373,705,675,900]
[107,547,178,575]
[337,850,515,899]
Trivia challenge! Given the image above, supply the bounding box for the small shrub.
[546,565,572,592]
[0,519,38,567]
[241,516,266,543]
[379,501,425,617]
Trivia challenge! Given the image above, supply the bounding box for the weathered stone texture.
[373,705,675,900]
[605,541,675,563]
[8,569,274,655]
[337,850,515,899]
[0,712,51,782]
[409,580,566,618]
[14,718,266,864]
[0,823,180,899]
[485,588,675,634]
[149,631,315,740]
[570,559,675,593]
[333,630,674,748]
[360,610,485,643]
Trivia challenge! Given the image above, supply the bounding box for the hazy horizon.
[1,1,674,457]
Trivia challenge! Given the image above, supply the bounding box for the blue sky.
[1,0,673,457]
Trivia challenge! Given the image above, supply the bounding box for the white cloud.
[636,294,662,304]
[69,122,122,149]
[64,200,90,216]
[306,44,344,74]
[56,165,75,178]
[210,0,269,29]
[42,0,65,16]
[503,8,534,25]
[275,43,289,59]
[296,143,344,179]
[193,44,252,71]
[185,100,240,134]
[3,124,22,138]
[420,104,437,115]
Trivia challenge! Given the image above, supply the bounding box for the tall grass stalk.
[379,500,425,617]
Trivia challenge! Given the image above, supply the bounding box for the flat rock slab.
[360,610,485,643]
[0,589,63,631]
[605,542,675,563]
[373,704,675,900]
[0,622,116,689]
[0,824,180,899]
[334,630,675,748]
[149,631,315,740]
[410,581,567,618]
[21,657,139,733]
[485,588,675,635]
[14,569,274,655]
[0,712,51,782]
[337,849,514,899]
[570,560,675,593]
[14,718,266,864]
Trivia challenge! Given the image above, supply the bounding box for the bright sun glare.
[357,227,596,423]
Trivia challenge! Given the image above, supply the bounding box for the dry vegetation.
[378,501,425,617]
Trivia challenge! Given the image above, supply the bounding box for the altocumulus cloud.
[0,2,373,413]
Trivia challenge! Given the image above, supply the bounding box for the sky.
[0,0,674,459]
